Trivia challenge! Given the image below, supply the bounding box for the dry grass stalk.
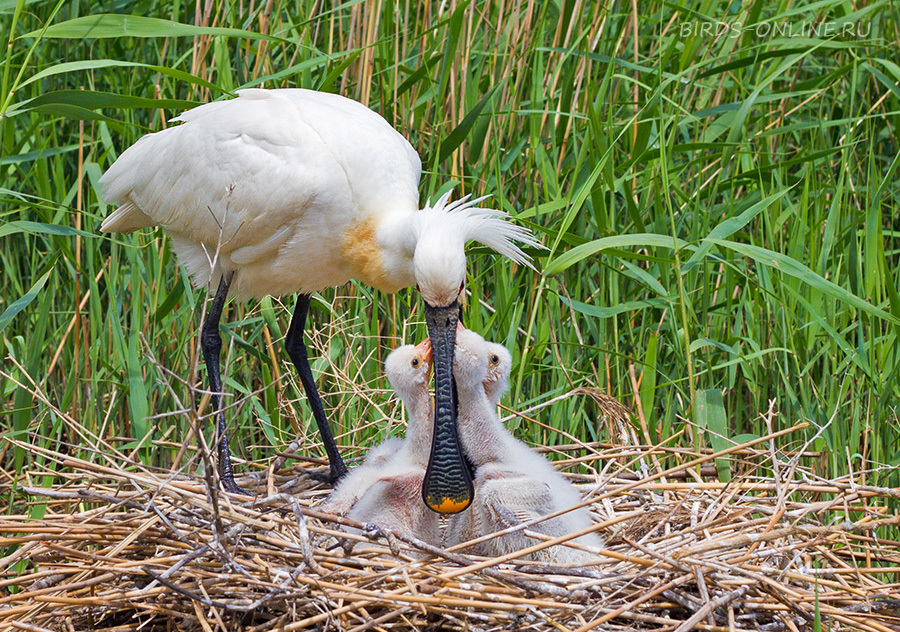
[2,423,899,631]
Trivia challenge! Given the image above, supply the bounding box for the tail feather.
[100,201,156,234]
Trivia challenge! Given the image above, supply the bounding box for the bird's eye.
[489,354,500,366]
[459,279,465,294]
[411,357,420,368]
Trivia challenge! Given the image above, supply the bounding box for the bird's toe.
[306,468,346,486]
[221,480,253,496]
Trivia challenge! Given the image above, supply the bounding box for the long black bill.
[421,301,474,513]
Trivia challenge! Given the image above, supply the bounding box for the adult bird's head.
[412,192,541,514]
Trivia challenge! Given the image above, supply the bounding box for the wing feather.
[99,89,421,253]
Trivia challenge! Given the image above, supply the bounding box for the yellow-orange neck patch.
[341,216,389,290]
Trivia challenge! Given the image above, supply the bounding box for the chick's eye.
[489,354,500,365]
[410,357,420,368]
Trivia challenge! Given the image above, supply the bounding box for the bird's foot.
[221,478,253,496]
[306,469,333,485]
[306,467,348,486]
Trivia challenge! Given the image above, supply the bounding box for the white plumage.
[100,88,538,302]
[448,328,602,563]
[99,87,541,503]
[321,341,440,545]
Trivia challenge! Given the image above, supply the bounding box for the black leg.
[285,294,349,484]
[200,274,247,494]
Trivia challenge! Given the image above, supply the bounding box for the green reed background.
[2,0,899,491]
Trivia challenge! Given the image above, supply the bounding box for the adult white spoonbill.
[322,341,440,545]
[448,328,602,562]
[99,88,540,508]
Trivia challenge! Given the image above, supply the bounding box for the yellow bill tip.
[427,496,471,514]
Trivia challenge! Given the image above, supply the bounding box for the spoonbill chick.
[100,88,541,502]
[448,328,602,563]
[322,340,440,545]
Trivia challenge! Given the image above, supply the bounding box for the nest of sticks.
[2,404,900,632]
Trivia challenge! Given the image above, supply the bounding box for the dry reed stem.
[1,427,899,631]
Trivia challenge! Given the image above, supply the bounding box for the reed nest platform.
[2,421,900,632]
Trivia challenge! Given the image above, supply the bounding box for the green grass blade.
[19,59,225,94]
[710,239,900,326]
[22,14,284,41]
[545,234,690,276]
[0,267,51,333]
[696,389,731,481]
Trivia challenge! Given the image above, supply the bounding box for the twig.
[671,586,750,632]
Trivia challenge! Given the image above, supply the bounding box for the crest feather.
[420,192,544,270]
